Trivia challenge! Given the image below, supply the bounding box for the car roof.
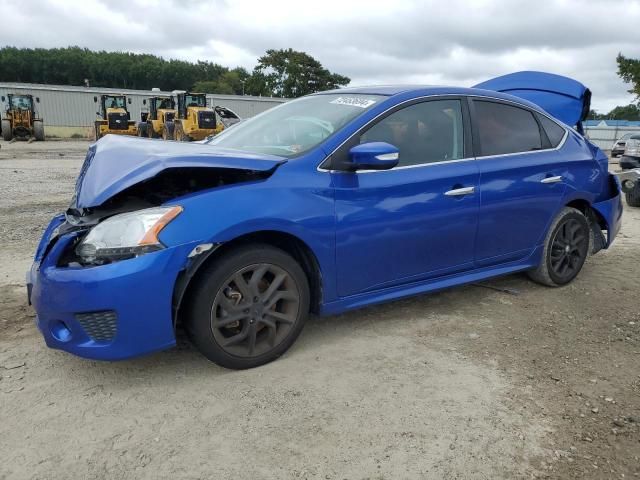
[315,85,544,113]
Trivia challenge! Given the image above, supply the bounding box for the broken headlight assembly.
[76,206,182,264]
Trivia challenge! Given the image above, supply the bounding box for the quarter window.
[537,114,566,148]
[474,101,542,156]
[360,100,465,167]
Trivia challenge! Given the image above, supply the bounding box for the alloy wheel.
[549,217,588,281]
[210,263,300,358]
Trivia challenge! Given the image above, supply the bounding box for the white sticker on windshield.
[330,97,377,108]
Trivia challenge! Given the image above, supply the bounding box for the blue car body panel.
[73,135,286,209]
[28,79,622,361]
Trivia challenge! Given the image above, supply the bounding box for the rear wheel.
[137,123,147,137]
[626,184,640,207]
[185,244,310,369]
[33,120,45,141]
[1,120,12,141]
[528,207,590,287]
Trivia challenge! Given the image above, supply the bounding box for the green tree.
[618,53,640,99]
[248,48,350,97]
[605,104,640,121]
[587,109,605,121]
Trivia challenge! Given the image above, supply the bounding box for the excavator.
[138,96,177,139]
[1,94,44,141]
[93,94,137,139]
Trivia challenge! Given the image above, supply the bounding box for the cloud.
[2,0,640,111]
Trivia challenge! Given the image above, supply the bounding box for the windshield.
[10,96,32,110]
[185,94,206,108]
[206,94,383,157]
[104,96,126,109]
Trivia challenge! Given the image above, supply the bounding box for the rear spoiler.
[474,71,591,134]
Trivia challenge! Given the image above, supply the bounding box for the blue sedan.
[28,72,623,369]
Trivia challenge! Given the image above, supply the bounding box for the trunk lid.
[474,71,591,130]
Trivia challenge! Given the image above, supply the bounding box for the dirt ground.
[0,140,638,480]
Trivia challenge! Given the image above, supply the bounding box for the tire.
[162,120,174,140]
[33,120,44,141]
[147,123,156,139]
[175,122,189,142]
[185,244,310,369]
[528,207,590,287]
[626,184,640,207]
[1,120,12,141]
[94,121,102,141]
[137,123,147,137]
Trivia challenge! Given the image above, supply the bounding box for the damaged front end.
[50,135,286,268]
[27,136,287,360]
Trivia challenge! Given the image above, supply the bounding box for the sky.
[2,0,640,113]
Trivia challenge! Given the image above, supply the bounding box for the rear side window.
[474,101,542,156]
[537,114,566,147]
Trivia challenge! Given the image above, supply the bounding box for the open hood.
[474,71,591,129]
[72,135,286,209]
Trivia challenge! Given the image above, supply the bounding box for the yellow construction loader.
[93,94,137,139]
[1,94,44,141]
[138,96,177,139]
[167,92,218,141]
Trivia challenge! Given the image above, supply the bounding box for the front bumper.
[28,216,197,360]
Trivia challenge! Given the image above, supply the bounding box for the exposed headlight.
[76,206,182,263]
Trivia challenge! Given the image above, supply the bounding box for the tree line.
[587,53,640,121]
[0,46,350,98]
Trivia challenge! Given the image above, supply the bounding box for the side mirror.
[143,99,147,105]
[93,96,98,103]
[36,97,40,103]
[348,142,399,171]
[96,111,101,116]
[1,96,4,102]
[127,98,132,104]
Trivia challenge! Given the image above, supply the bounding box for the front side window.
[10,96,32,110]
[360,99,465,167]
[207,94,383,157]
[104,96,125,109]
[475,101,542,156]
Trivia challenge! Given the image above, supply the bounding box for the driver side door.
[330,98,480,297]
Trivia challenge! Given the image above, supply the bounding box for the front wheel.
[528,207,590,287]
[185,244,310,369]
[162,120,174,140]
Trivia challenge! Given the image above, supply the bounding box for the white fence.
[584,126,640,151]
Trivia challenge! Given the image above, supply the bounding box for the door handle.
[541,175,562,184]
[445,186,475,196]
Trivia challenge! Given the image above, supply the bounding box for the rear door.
[470,98,568,266]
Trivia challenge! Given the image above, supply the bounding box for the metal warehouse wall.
[584,126,640,151]
[0,83,287,127]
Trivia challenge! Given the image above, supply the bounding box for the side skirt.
[319,245,543,316]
